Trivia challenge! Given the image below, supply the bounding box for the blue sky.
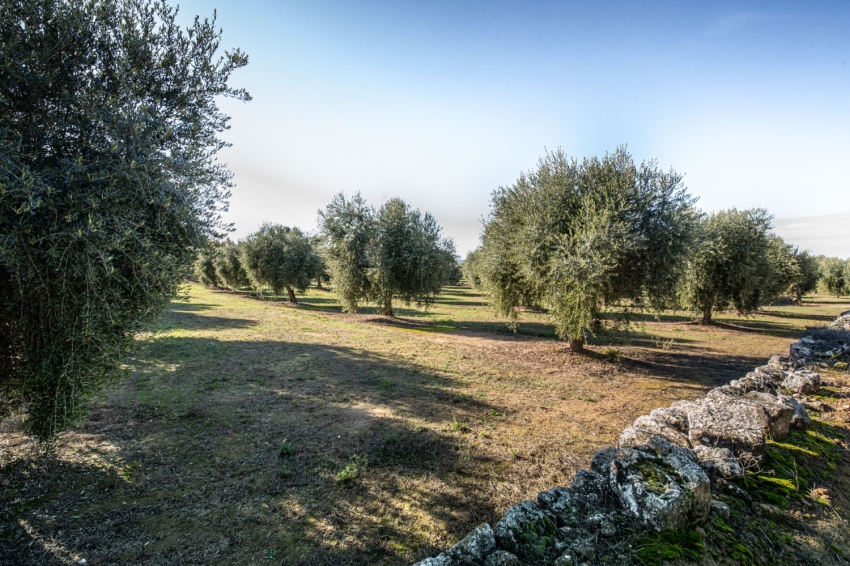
[178,1,850,256]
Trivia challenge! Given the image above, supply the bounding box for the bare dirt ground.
[2,285,849,565]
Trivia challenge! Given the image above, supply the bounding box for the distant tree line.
[193,193,461,315]
[462,147,845,350]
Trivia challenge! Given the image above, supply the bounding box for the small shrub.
[451,418,470,433]
[279,440,294,457]
[336,455,367,484]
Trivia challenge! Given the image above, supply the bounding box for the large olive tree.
[478,147,696,351]
[0,0,248,439]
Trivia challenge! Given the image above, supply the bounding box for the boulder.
[686,394,767,457]
[619,415,691,448]
[710,500,730,520]
[754,364,786,382]
[777,394,811,429]
[590,447,618,475]
[483,550,520,566]
[609,438,711,531]
[443,523,496,565]
[781,370,820,395]
[570,469,613,510]
[744,391,794,440]
[692,445,743,479]
[537,487,574,525]
[649,406,690,433]
[413,556,451,566]
[493,500,557,561]
[728,372,778,394]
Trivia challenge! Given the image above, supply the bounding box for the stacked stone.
[411,313,849,566]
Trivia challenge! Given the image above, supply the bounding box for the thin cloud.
[703,12,776,38]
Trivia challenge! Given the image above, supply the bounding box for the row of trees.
[463,147,834,351]
[195,194,461,315]
[818,256,850,297]
[195,226,323,303]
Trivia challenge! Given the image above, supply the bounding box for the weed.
[378,378,393,388]
[279,440,294,457]
[336,455,367,485]
[450,418,470,433]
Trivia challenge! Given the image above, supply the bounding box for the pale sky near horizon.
[178,0,850,257]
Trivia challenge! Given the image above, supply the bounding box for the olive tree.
[683,209,775,323]
[479,147,696,351]
[790,249,820,304]
[819,256,848,297]
[215,243,250,290]
[461,249,483,289]
[195,248,222,287]
[241,224,314,303]
[318,193,457,315]
[0,0,248,439]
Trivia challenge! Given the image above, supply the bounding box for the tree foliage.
[819,256,848,297]
[318,193,457,315]
[461,249,483,289]
[195,248,221,287]
[0,0,248,439]
[215,243,249,290]
[478,147,696,350]
[682,209,775,323]
[241,224,314,303]
[792,250,820,302]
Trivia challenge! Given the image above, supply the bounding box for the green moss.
[512,514,557,559]
[634,456,681,495]
[633,529,705,565]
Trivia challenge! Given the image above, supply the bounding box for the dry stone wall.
[412,311,850,566]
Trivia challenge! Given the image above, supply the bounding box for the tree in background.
[478,147,696,351]
[762,236,800,304]
[819,256,848,297]
[317,193,375,312]
[307,236,329,289]
[791,250,820,303]
[318,193,457,316]
[195,249,222,287]
[215,243,250,290]
[461,249,483,288]
[241,224,314,303]
[683,209,774,324]
[0,0,248,439]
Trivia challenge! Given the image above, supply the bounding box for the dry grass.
[1,284,849,565]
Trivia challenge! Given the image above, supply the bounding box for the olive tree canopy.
[0,0,248,439]
[478,147,696,351]
[240,224,314,303]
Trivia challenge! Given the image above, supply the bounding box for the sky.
[177,0,850,257]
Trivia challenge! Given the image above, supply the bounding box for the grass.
[1,284,849,565]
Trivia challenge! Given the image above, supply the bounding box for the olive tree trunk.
[286,286,297,304]
[569,337,584,352]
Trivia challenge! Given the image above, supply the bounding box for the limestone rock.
[553,552,575,566]
[649,406,690,433]
[686,394,767,457]
[781,370,820,395]
[692,445,743,479]
[619,415,691,448]
[493,500,557,561]
[710,500,730,519]
[412,555,452,566]
[744,391,794,440]
[778,394,811,429]
[590,447,618,475]
[483,550,520,566]
[754,364,786,382]
[610,438,711,531]
[444,523,496,565]
[570,468,613,510]
[537,487,574,525]
[728,372,778,393]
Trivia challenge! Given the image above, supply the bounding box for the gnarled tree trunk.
[286,286,297,304]
[569,337,584,353]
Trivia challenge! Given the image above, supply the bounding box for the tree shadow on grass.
[0,336,505,566]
